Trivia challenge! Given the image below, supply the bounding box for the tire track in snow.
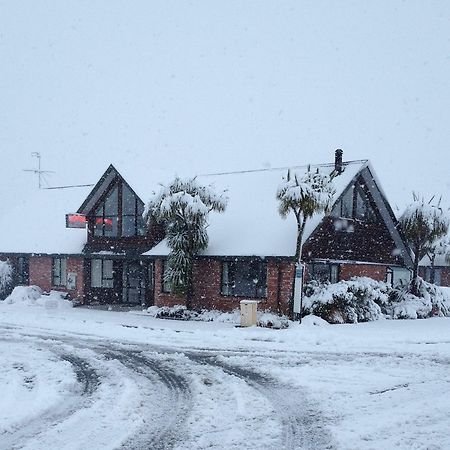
[187,352,334,450]
[101,348,191,450]
[0,340,101,450]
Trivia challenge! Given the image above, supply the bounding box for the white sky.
[1,1,449,215]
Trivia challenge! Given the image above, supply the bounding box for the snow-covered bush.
[303,277,390,324]
[146,305,289,328]
[387,278,450,319]
[0,260,12,298]
[257,312,289,329]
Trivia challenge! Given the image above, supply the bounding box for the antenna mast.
[23,152,55,188]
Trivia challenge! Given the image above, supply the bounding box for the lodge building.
[0,151,415,314]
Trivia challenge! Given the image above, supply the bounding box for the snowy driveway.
[1,306,450,449]
[0,324,332,450]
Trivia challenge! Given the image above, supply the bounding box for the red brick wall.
[153,258,295,314]
[29,256,85,300]
[339,263,387,281]
[441,268,450,287]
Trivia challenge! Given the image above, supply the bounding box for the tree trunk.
[430,253,436,284]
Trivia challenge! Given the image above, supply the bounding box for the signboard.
[292,263,305,314]
[67,273,77,290]
[66,214,86,229]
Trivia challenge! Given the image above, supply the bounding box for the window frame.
[17,256,29,285]
[220,259,268,299]
[332,181,377,223]
[306,262,340,284]
[161,259,172,294]
[91,180,145,238]
[52,257,67,287]
[90,259,114,289]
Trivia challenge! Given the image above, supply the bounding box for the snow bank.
[2,286,73,309]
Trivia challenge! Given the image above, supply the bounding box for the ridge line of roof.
[199,159,369,177]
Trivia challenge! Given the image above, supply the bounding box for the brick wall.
[153,257,295,314]
[29,256,85,300]
[339,263,387,281]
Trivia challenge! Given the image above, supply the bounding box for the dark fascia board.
[77,164,145,216]
[143,254,296,262]
[0,252,84,258]
[360,166,414,268]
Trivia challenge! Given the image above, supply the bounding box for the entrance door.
[122,261,146,305]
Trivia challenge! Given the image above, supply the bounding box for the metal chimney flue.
[335,149,343,174]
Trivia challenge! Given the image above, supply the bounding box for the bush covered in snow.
[146,305,289,328]
[386,278,450,319]
[303,276,450,323]
[303,277,390,324]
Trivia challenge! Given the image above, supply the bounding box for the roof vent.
[335,149,343,174]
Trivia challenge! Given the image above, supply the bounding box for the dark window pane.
[122,216,136,237]
[221,260,267,298]
[122,184,136,215]
[104,185,118,215]
[104,216,118,237]
[91,259,102,287]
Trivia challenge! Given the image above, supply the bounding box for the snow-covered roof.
[145,160,367,257]
[0,186,90,255]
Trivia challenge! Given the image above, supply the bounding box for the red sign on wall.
[66,214,87,229]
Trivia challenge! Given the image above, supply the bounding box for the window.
[52,257,67,287]
[94,185,119,237]
[161,260,172,293]
[332,182,376,223]
[424,267,442,286]
[122,184,146,237]
[92,182,146,238]
[91,259,114,288]
[17,257,29,285]
[221,260,267,298]
[306,262,339,284]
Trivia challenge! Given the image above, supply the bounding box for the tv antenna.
[23,152,55,188]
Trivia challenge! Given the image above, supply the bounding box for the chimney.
[335,149,343,174]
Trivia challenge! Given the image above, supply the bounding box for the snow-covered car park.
[1,293,450,450]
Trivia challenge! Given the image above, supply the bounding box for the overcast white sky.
[1,1,449,214]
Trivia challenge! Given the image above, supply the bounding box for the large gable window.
[221,260,267,298]
[92,181,145,238]
[52,257,67,287]
[122,184,146,237]
[94,185,119,237]
[332,182,376,223]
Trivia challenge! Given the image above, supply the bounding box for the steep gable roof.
[145,160,367,258]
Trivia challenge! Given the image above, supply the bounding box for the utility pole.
[23,152,55,188]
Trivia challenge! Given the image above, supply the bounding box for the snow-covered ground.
[1,300,449,449]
